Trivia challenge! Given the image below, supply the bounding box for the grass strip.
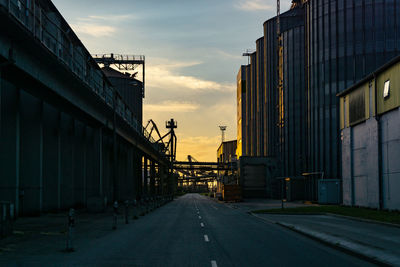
[252,205,400,225]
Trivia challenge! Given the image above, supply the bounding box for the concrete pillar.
[42,103,60,212]
[83,126,87,205]
[57,112,61,209]
[143,156,148,196]
[0,78,20,215]
[84,126,96,199]
[20,91,44,214]
[160,165,166,195]
[134,151,142,198]
[127,146,134,199]
[39,101,44,212]
[98,128,103,196]
[73,120,85,206]
[60,113,74,209]
[150,161,156,195]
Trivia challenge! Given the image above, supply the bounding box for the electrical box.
[318,179,341,204]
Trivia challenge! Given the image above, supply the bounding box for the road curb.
[251,211,400,229]
[249,212,397,266]
[324,213,400,229]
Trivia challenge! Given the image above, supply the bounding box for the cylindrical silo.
[250,52,257,156]
[305,0,400,179]
[245,64,252,156]
[236,65,248,157]
[256,37,265,156]
[263,5,306,177]
[263,16,278,161]
[282,6,306,177]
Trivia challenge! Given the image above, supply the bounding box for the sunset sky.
[52,0,291,161]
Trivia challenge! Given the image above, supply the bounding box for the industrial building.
[217,140,237,164]
[237,0,400,202]
[338,55,400,210]
[101,62,144,125]
[236,65,247,158]
[0,0,171,217]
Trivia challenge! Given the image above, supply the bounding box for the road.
[1,194,373,267]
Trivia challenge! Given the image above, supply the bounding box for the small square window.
[383,80,390,98]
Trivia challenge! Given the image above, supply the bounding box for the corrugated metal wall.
[236,65,247,157]
[282,8,306,177]
[263,7,306,177]
[108,77,143,125]
[306,0,400,179]
[256,37,265,156]
[240,0,400,184]
[250,52,257,156]
[245,65,251,156]
[264,18,278,160]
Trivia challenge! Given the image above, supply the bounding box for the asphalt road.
[1,194,373,267]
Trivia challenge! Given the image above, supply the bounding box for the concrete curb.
[250,213,398,266]
[251,211,400,228]
[325,213,400,229]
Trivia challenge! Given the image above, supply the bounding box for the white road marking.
[198,216,202,219]
[211,260,218,267]
[212,205,218,210]
[200,223,204,227]
[204,235,209,242]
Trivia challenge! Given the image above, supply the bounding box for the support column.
[143,156,148,196]
[160,165,166,196]
[39,101,43,212]
[83,126,87,206]
[0,81,20,215]
[15,88,20,215]
[150,161,156,196]
[57,112,61,210]
[99,127,103,196]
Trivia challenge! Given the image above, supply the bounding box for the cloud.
[215,49,243,60]
[177,135,221,161]
[70,14,134,37]
[235,0,274,11]
[144,101,199,112]
[146,64,235,92]
[71,23,116,37]
[86,14,135,22]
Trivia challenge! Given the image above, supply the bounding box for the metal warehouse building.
[237,0,400,201]
[338,55,400,210]
[305,0,400,180]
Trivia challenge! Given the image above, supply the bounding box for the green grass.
[252,206,400,225]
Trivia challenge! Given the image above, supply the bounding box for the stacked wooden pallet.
[222,185,242,202]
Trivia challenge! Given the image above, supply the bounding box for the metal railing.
[0,0,161,154]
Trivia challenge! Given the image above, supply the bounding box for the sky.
[52,0,291,162]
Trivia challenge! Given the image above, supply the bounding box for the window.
[349,89,366,125]
[383,80,390,98]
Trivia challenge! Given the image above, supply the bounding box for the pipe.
[374,73,384,210]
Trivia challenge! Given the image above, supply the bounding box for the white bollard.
[112,201,118,230]
[66,208,75,252]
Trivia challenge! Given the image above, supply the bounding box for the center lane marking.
[198,216,202,219]
[204,235,209,242]
[200,223,204,227]
[211,260,218,267]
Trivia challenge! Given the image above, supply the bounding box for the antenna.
[219,126,227,143]
[242,49,255,65]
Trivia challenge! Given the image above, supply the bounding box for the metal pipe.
[374,73,384,210]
